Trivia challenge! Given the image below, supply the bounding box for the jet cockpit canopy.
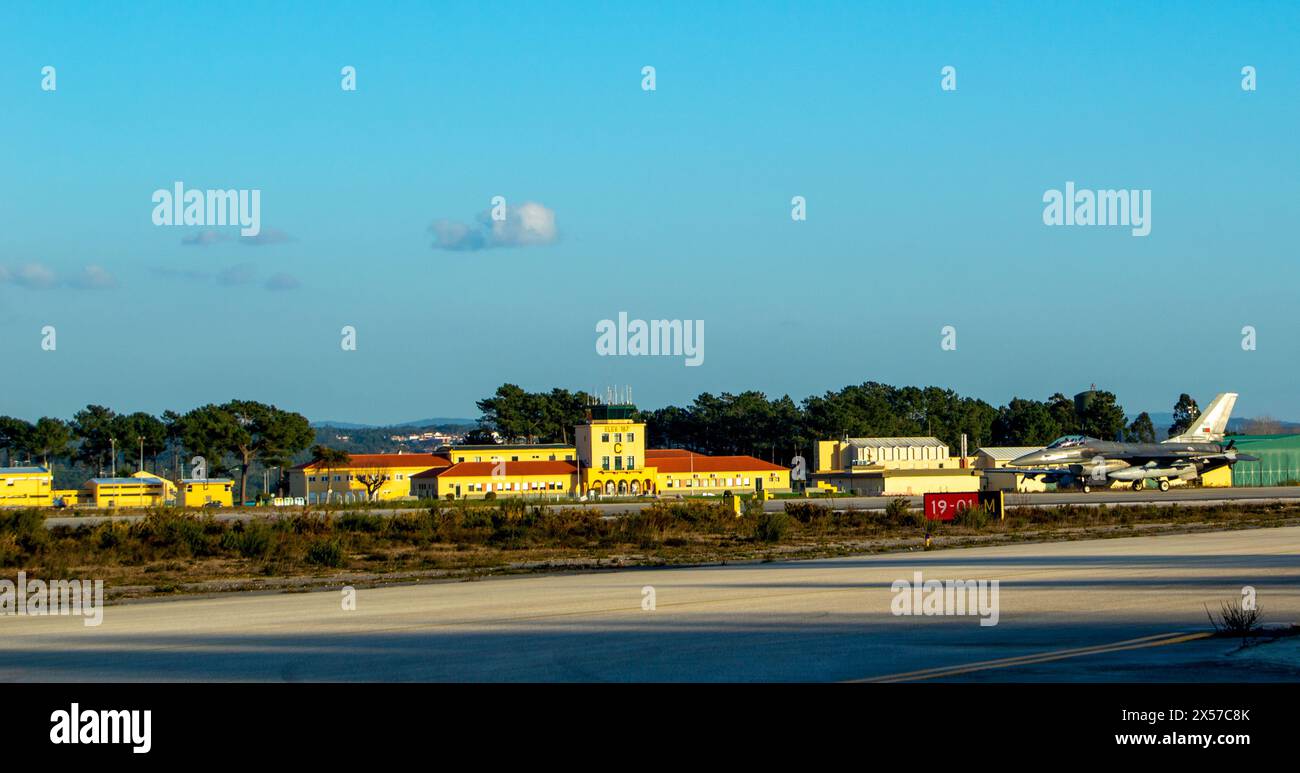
[1045,435,1089,449]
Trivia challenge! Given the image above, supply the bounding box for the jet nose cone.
[1011,452,1042,467]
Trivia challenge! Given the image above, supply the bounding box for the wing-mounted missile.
[1108,465,1198,481]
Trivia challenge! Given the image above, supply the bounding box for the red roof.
[651,455,787,474]
[295,453,450,471]
[645,448,702,458]
[419,460,578,479]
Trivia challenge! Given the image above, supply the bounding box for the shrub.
[0,508,46,537]
[642,500,731,529]
[539,508,605,543]
[1208,597,1263,637]
[484,491,496,501]
[884,497,922,528]
[137,511,214,556]
[386,511,434,537]
[623,507,674,543]
[0,508,49,553]
[338,512,384,533]
[304,538,344,567]
[754,511,791,543]
[237,524,274,559]
[0,532,21,566]
[955,503,992,530]
[275,513,330,535]
[785,501,832,524]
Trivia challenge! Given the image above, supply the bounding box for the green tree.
[1077,391,1127,441]
[1126,412,1157,443]
[72,405,118,473]
[28,417,72,470]
[992,398,1062,446]
[161,410,184,478]
[462,428,500,444]
[177,404,241,478]
[476,384,535,442]
[0,417,35,466]
[112,412,167,473]
[1046,393,1079,435]
[477,385,594,444]
[221,400,313,504]
[1168,394,1200,438]
[310,445,352,502]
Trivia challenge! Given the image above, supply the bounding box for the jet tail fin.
[1163,392,1237,443]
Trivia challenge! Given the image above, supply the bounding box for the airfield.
[37,484,1300,529]
[3,525,1298,682]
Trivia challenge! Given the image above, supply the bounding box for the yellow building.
[288,453,452,503]
[1200,465,1233,488]
[178,478,235,508]
[976,447,1050,492]
[577,403,653,496]
[414,460,578,499]
[86,476,169,508]
[0,466,53,508]
[651,454,790,495]
[131,470,177,501]
[444,444,576,464]
[811,437,981,495]
[416,404,792,500]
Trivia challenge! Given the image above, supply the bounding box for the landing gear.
[1132,481,1143,491]
[1081,484,1092,493]
[1159,479,1170,492]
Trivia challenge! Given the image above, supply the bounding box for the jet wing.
[1120,451,1257,466]
[1000,468,1077,481]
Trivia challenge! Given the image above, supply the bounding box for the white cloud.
[0,263,114,290]
[67,265,118,289]
[7,263,58,289]
[429,201,559,251]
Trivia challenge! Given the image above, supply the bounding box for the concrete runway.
[3,526,1298,682]
[40,485,1300,528]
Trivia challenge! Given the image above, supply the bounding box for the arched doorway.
[617,480,628,495]
[629,480,640,495]
[604,481,615,496]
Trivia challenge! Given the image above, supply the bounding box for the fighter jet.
[1007,392,1258,492]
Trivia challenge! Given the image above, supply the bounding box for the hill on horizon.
[311,418,478,430]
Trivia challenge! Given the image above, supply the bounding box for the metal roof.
[446,444,573,451]
[89,477,165,485]
[977,447,1045,461]
[846,437,947,448]
[0,466,50,474]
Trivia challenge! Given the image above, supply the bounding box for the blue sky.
[1,1,1297,424]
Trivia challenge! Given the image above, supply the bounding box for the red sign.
[923,492,980,521]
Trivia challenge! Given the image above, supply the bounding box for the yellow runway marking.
[854,631,1214,682]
